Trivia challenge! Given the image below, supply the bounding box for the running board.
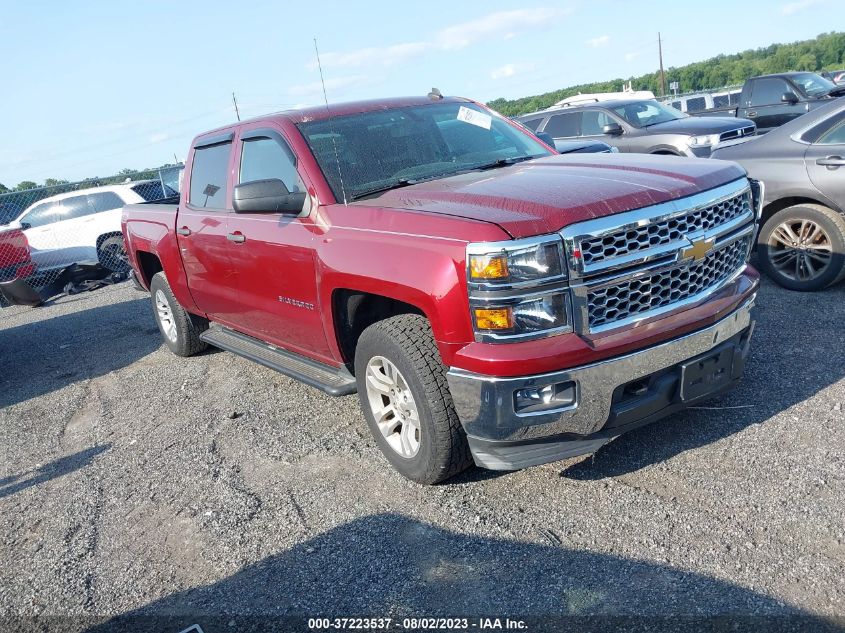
[200,327,357,396]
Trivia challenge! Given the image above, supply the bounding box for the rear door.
[177,134,242,324]
[804,114,845,207]
[225,125,333,362]
[84,191,125,247]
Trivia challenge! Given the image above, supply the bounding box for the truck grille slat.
[587,236,751,329]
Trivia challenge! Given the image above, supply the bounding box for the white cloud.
[490,62,536,80]
[587,35,610,48]
[625,52,640,62]
[781,0,825,15]
[149,133,169,144]
[308,7,571,69]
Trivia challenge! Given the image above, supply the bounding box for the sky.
[0,0,842,186]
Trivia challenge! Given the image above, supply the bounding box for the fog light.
[514,381,576,414]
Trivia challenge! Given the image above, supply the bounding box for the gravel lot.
[1,276,843,631]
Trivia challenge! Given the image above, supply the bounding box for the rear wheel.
[354,314,473,484]
[757,204,845,291]
[149,272,208,356]
[98,234,130,273]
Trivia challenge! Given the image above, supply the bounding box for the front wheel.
[149,272,208,356]
[354,314,473,484]
[757,204,845,291]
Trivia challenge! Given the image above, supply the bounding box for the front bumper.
[446,295,756,470]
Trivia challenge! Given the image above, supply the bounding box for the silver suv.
[518,99,755,158]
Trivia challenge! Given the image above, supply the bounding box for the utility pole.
[658,32,666,97]
[232,92,241,121]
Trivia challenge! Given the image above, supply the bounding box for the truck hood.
[361,154,746,238]
[646,116,755,135]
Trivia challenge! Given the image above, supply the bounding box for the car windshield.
[297,102,552,201]
[610,100,687,128]
[791,72,837,97]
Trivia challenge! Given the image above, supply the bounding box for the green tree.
[0,183,9,194]
[44,178,69,187]
[15,181,38,191]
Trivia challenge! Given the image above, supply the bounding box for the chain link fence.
[0,166,183,306]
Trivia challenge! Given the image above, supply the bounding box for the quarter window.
[189,142,231,209]
[816,120,845,145]
[520,118,543,131]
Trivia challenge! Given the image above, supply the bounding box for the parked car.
[517,99,755,157]
[693,72,845,133]
[712,98,845,291]
[123,95,759,484]
[0,224,36,283]
[13,180,175,274]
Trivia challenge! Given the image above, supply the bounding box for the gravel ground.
[0,276,843,631]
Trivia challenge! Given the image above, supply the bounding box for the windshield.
[297,102,552,201]
[791,72,837,97]
[610,100,687,128]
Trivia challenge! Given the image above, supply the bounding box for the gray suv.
[518,99,755,158]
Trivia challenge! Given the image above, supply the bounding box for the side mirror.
[781,92,799,104]
[19,221,31,230]
[233,179,306,215]
[602,123,623,136]
[535,131,556,148]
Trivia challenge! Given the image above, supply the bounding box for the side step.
[200,327,357,396]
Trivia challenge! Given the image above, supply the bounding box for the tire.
[354,314,473,484]
[98,234,130,273]
[149,272,208,356]
[757,204,845,291]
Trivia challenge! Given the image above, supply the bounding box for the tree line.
[488,31,845,117]
[0,165,181,196]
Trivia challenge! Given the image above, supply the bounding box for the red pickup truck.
[123,95,760,484]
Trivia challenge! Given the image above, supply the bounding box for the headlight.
[471,291,572,340]
[466,235,571,341]
[687,133,721,148]
[467,236,565,288]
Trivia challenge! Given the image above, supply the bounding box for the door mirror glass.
[781,92,799,104]
[233,179,306,215]
[602,123,623,136]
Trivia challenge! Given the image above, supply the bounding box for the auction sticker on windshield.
[457,106,492,130]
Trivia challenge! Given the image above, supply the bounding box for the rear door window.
[750,78,789,107]
[543,112,580,137]
[189,142,232,209]
[57,195,91,221]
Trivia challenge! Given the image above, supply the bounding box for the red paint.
[123,97,758,378]
[0,227,36,282]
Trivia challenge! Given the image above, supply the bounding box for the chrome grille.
[580,189,752,266]
[561,179,755,334]
[587,235,751,329]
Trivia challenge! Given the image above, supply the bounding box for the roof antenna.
[314,37,348,206]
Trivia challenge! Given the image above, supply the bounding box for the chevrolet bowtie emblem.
[682,237,715,262]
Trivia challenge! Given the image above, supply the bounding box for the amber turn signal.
[473,307,513,330]
[469,254,508,280]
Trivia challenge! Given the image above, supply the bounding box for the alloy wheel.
[155,289,178,343]
[364,355,421,458]
[768,219,833,282]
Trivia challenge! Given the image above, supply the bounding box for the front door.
[225,126,333,362]
[804,116,845,204]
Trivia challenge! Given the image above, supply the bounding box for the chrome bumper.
[446,295,756,445]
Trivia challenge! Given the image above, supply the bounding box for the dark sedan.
[712,98,845,291]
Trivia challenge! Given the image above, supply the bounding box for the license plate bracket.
[679,345,736,401]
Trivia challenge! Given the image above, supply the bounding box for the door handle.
[176,227,191,236]
[746,111,757,117]
[227,232,246,243]
[816,156,845,167]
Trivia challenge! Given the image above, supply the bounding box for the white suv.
[13,181,175,273]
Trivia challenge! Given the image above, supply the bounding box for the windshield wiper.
[471,155,538,171]
[826,85,845,97]
[350,178,418,201]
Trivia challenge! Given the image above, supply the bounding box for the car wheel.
[757,204,845,291]
[354,314,473,485]
[98,235,130,273]
[149,272,208,356]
